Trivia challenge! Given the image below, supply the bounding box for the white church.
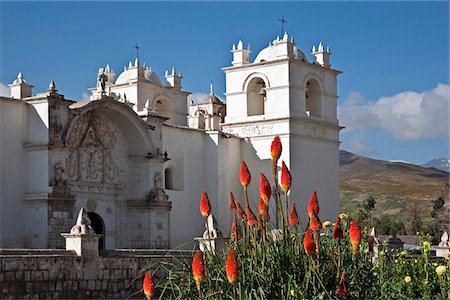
[0,33,341,250]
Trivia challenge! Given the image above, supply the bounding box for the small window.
[305,79,321,117]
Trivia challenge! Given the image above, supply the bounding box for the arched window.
[247,77,266,116]
[87,212,105,250]
[165,168,173,190]
[305,79,322,117]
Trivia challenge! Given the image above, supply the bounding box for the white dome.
[254,44,308,63]
[115,65,163,87]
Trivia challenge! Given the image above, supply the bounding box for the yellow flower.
[422,241,431,252]
[323,221,332,229]
[436,265,447,276]
[394,259,399,264]
[432,262,438,267]
[290,290,295,297]
[414,259,418,264]
[404,276,411,284]
[339,213,348,220]
[423,279,428,286]
[380,251,385,257]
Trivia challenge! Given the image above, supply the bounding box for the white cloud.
[0,82,10,97]
[347,136,375,154]
[338,83,450,140]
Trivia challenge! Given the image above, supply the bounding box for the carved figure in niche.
[52,162,70,195]
[49,114,64,144]
[103,150,120,183]
[147,172,168,202]
[80,149,103,182]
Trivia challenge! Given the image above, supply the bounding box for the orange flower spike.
[309,211,322,231]
[229,192,236,211]
[235,201,246,219]
[349,219,362,257]
[307,190,320,217]
[143,272,155,300]
[257,213,263,231]
[258,197,266,215]
[336,272,349,296]
[280,161,292,194]
[332,216,344,240]
[259,173,272,205]
[289,202,300,226]
[192,251,206,289]
[303,228,316,256]
[239,161,251,188]
[226,249,239,284]
[270,135,282,162]
[200,189,211,218]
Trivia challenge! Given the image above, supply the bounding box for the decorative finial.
[134,58,139,67]
[237,40,243,50]
[165,70,168,77]
[128,61,132,68]
[48,80,57,93]
[312,45,316,53]
[232,44,236,51]
[105,64,110,73]
[18,72,23,80]
[283,32,288,41]
[210,80,214,95]
[318,42,324,52]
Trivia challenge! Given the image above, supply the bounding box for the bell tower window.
[305,79,321,117]
[247,78,266,116]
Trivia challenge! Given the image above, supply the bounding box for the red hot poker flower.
[239,161,251,188]
[260,173,272,205]
[307,190,320,217]
[235,201,246,219]
[280,161,292,194]
[192,251,206,288]
[200,189,211,218]
[143,272,155,300]
[333,216,344,240]
[258,197,266,215]
[270,135,282,162]
[309,211,322,231]
[226,249,239,284]
[229,192,236,211]
[303,228,316,256]
[336,272,349,296]
[349,219,362,257]
[246,203,257,226]
[289,202,299,226]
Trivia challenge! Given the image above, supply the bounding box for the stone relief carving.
[49,114,64,145]
[225,124,274,137]
[51,162,71,195]
[65,111,124,187]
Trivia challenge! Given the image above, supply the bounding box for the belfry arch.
[246,77,267,116]
[305,77,322,117]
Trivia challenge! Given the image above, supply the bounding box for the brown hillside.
[339,150,449,229]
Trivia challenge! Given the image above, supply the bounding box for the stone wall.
[0,249,190,299]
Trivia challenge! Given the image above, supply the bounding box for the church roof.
[201,93,223,105]
[115,59,164,87]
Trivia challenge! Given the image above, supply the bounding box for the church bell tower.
[221,33,342,224]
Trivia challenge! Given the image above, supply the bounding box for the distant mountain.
[420,158,450,173]
[339,150,449,230]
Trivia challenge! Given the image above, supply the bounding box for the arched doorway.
[87,212,105,250]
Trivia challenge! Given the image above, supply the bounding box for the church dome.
[115,60,164,87]
[254,39,308,63]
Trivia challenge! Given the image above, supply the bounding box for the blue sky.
[1,1,448,164]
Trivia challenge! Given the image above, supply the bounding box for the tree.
[407,200,422,234]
